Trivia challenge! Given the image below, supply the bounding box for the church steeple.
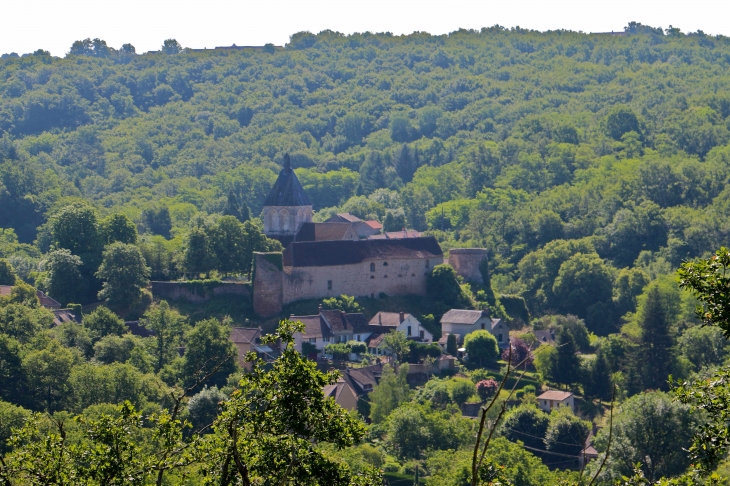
[262,153,313,241]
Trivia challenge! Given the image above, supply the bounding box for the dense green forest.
[3,23,730,484]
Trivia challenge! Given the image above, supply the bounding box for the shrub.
[476,379,499,402]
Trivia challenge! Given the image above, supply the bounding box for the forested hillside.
[3,26,730,296]
[4,24,730,483]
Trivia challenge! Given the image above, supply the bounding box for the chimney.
[399,311,405,323]
[318,304,323,313]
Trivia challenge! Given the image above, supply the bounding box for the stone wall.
[150,281,250,303]
[448,248,489,284]
[252,253,284,317]
[281,256,442,304]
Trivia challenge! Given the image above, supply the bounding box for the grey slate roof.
[440,309,501,331]
[263,154,312,207]
[283,236,443,267]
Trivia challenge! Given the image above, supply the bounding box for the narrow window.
[327,280,332,290]
[419,330,424,339]
[497,334,503,342]
[356,335,360,341]
[481,323,485,330]
[425,259,430,269]
[370,263,375,272]
[407,326,412,336]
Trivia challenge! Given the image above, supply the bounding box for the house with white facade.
[440,309,510,348]
[537,390,575,413]
[368,311,433,342]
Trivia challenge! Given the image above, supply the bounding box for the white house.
[440,309,509,348]
[368,312,433,342]
[537,390,575,413]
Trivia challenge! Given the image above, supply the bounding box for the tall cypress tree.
[223,191,245,222]
[638,286,674,391]
[550,328,581,389]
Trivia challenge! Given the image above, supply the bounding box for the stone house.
[325,213,382,238]
[440,309,509,349]
[290,307,370,352]
[229,327,277,370]
[323,378,359,411]
[537,390,575,413]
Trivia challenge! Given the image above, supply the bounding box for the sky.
[2,0,729,57]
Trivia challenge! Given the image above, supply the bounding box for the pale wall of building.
[263,205,313,236]
[282,256,442,303]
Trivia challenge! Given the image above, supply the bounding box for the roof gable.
[294,222,354,242]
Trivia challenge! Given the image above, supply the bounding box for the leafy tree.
[501,337,532,367]
[96,242,150,308]
[549,328,581,388]
[476,379,499,402]
[381,330,411,362]
[208,216,247,276]
[50,204,102,266]
[605,105,641,141]
[370,363,410,424]
[322,294,362,313]
[162,38,182,54]
[678,325,727,371]
[93,334,142,364]
[427,264,471,308]
[324,342,350,360]
[140,204,172,238]
[551,252,614,329]
[385,404,430,459]
[183,225,214,277]
[44,249,86,307]
[53,321,93,358]
[206,319,378,484]
[82,306,126,342]
[142,300,186,372]
[98,213,138,245]
[182,318,238,390]
[22,340,75,411]
[0,258,16,285]
[0,304,53,343]
[544,407,590,468]
[591,391,697,482]
[499,404,549,450]
[383,208,406,232]
[449,378,475,406]
[463,330,499,367]
[188,386,226,433]
[0,335,27,405]
[0,401,29,453]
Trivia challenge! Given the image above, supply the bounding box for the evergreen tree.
[584,351,612,401]
[0,259,16,285]
[549,328,581,388]
[222,191,248,223]
[638,286,674,391]
[183,226,215,278]
[446,333,457,356]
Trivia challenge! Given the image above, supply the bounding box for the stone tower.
[262,154,313,241]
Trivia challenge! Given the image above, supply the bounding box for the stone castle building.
[252,155,487,317]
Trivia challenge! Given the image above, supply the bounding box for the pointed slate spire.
[263,153,311,206]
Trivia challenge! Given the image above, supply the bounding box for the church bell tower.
[262,154,313,242]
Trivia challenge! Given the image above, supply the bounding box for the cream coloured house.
[440,309,509,348]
